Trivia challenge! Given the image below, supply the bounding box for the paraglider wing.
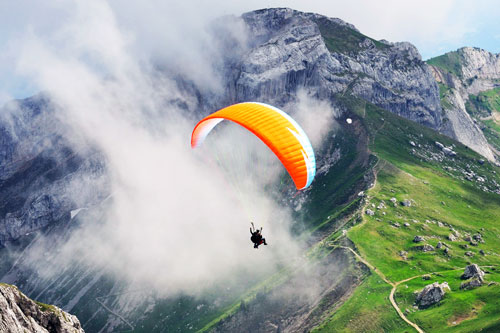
[191,102,316,190]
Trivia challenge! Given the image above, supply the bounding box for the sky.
[0,0,499,102]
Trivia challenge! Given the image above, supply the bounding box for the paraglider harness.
[250,222,267,249]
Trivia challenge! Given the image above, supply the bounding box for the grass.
[312,273,408,333]
[35,300,58,313]
[438,83,455,111]
[314,16,390,55]
[482,118,500,152]
[331,101,500,332]
[395,268,500,332]
[427,51,464,79]
[466,87,500,118]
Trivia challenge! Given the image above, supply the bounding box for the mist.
[4,1,337,299]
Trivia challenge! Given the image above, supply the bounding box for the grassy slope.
[312,273,408,333]
[313,17,390,55]
[427,52,464,79]
[395,269,500,332]
[319,101,500,332]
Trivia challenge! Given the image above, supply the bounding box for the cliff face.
[0,95,110,245]
[211,8,498,161]
[225,8,442,130]
[428,47,500,161]
[0,283,84,332]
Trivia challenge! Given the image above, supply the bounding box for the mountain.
[0,283,84,332]
[0,7,499,332]
[427,47,500,161]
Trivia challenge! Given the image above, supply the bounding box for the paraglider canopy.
[191,102,316,190]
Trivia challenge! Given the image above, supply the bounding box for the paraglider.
[191,102,316,190]
[250,222,267,249]
[191,102,316,249]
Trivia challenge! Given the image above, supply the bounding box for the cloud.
[12,0,311,295]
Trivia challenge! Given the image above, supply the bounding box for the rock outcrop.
[461,264,485,280]
[460,275,484,290]
[0,95,109,245]
[225,8,442,129]
[0,283,84,332]
[415,282,450,309]
[428,47,500,160]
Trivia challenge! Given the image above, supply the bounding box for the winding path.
[389,277,424,333]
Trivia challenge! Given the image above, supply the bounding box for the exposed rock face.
[228,8,442,129]
[415,282,450,308]
[461,264,485,280]
[0,95,109,245]
[428,47,500,160]
[460,275,484,290]
[0,283,84,332]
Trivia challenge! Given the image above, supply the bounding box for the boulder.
[436,241,443,249]
[472,233,484,243]
[415,282,450,308]
[404,223,411,227]
[465,251,474,257]
[399,250,408,260]
[413,235,425,243]
[460,275,484,290]
[366,209,375,216]
[447,234,457,241]
[414,244,435,252]
[461,264,484,280]
[401,199,412,207]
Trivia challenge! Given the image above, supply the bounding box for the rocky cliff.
[0,283,84,332]
[223,8,442,130]
[428,47,500,161]
[211,8,499,161]
[0,95,109,245]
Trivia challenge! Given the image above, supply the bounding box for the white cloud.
[14,0,303,294]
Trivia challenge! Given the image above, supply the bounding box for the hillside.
[206,95,500,332]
